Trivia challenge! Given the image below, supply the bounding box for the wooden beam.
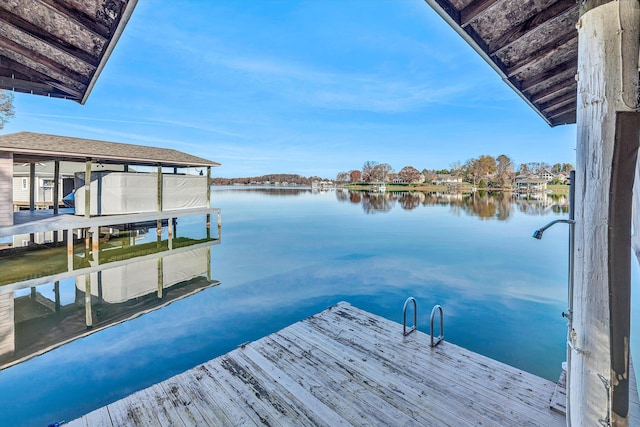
[538,91,576,114]
[506,32,577,78]
[519,57,577,92]
[489,0,577,56]
[460,0,500,27]
[32,0,113,39]
[0,34,90,85]
[0,7,100,67]
[530,78,577,104]
[547,103,577,121]
[549,110,576,127]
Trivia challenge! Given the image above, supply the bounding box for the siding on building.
[0,293,15,359]
[0,153,13,225]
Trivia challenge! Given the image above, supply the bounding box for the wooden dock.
[68,302,569,426]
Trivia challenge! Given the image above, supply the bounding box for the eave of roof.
[0,132,220,168]
[0,0,138,104]
[424,0,578,127]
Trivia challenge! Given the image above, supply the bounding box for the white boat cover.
[73,172,208,215]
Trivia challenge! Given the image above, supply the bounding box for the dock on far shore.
[65,301,597,426]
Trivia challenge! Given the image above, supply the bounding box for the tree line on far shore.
[211,173,322,186]
[335,155,574,188]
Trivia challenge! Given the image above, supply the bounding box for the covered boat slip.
[70,302,570,426]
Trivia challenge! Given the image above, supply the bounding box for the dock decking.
[68,302,568,426]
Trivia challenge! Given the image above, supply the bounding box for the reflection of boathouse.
[0,241,219,369]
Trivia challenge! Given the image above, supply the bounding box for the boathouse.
[0,131,220,226]
[424,1,640,425]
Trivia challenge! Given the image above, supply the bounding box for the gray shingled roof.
[0,132,220,168]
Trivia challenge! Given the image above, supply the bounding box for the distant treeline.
[211,174,324,186]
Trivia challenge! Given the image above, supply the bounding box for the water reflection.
[0,215,220,370]
[337,189,569,219]
[0,242,219,370]
[0,217,219,287]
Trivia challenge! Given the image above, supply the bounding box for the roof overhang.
[0,132,221,169]
[424,0,579,127]
[0,0,138,104]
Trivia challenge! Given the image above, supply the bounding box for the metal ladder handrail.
[402,297,417,336]
[430,304,444,347]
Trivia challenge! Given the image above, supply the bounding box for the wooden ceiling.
[425,0,579,127]
[0,0,137,104]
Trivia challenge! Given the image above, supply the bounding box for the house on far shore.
[432,174,462,186]
[515,175,547,193]
[538,168,556,182]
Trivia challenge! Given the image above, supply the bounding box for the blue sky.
[4,0,576,178]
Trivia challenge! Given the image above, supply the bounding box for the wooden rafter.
[460,0,501,27]
[0,0,137,103]
[424,0,580,126]
[519,57,577,92]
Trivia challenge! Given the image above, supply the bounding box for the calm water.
[0,188,584,425]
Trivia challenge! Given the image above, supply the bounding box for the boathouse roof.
[424,0,578,127]
[0,132,220,168]
[0,0,137,104]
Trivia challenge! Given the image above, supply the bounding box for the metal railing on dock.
[402,297,444,347]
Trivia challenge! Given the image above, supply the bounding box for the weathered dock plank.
[70,302,567,426]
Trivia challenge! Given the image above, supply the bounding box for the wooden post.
[84,274,92,328]
[207,245,211,281]
[53,160,60,214]
[54,281,60,313]
[157,165,163,212]
[157,165,163,245]
[206,166,211,238]
[157,257,163,298]
[207,166,211,208]
[67,228,74,272]
[29,162,35,211]
[572,2,640,426]
[84,159,91,219]
[90,226,99,266]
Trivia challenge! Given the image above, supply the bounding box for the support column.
[67,229,75,271]
[53,160,60,214]
[157,165,162,246]
[206,166,211,238]
[572,2,640,426]
[168,217,173,250]
[84,274,92,328]
[84,159,91,219]
[29,162,35,211]
[157,257,163,298]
